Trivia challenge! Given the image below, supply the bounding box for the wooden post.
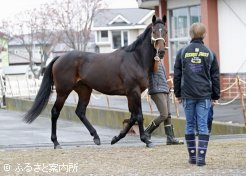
[169,76,180,118]
[106,95,110,108]
[0,75,6,107]
[6,76,13,97]
[236,75,246,126]
[173,92,180,118]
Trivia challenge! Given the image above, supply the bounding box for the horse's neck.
[136,36,154,72]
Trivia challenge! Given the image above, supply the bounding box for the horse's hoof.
[146,142,155,148]
[111,136,119,145]
[93,137,101,145]
[54,145,62,149]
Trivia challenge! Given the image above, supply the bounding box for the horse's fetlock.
[119,131,126,138]
[90,130,97,137]
[51,135,57,142]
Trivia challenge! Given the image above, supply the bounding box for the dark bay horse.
[24,15,167,149]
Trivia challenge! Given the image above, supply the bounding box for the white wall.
[218,0,246,73]
[97,29,146,53]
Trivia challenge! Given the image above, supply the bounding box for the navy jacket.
[148,62,169,95]
[173,39,220,100]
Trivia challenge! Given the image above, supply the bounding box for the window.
[98,30,108,42]
[101,31,108,38]
[112,31,121,49]
[123,31,128,46]
[112,30,128,49]
[169,5,201,72]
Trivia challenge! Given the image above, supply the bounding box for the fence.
[0,75,41,103]
[0,74,246,125]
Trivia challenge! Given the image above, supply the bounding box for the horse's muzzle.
[158,49,165,59]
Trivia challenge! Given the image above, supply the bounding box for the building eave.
[137,0,159,9]
[92,25,147,31]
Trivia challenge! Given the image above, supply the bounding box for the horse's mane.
[123,19,164,52]
[123,24,152,52]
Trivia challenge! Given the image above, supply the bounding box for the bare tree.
[0,0,105,78]
[50,0,104,51]
[34,4,61,77]
[1,10,39,77]
[0,7,59,78]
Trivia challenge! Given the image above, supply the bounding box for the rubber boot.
[197,134,209,166]
[185,134,196,164]
[164,125,184,145]
[144,121,159,148]
[144,121,159,140]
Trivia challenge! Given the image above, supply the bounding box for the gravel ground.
[0,139,246,176]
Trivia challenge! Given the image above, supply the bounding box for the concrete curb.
[5,97,246,137]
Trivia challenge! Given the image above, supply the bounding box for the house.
[52,34,96,57]
[138,0,246,99]
[92,8,155,53]
[8,36,49,66]
[7,37,44,78]
[7,32,98,78]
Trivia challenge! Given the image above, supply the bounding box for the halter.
[151,28,166,46]
[151,28,167,61]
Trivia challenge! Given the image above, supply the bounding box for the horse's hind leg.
[111,114,136,145]
[111,90,151,145]
[51,93,69,149]
[75,85,100,145]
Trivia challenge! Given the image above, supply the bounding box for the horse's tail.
[23,56,60,123]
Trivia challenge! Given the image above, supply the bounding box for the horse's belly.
[87,80,126,95]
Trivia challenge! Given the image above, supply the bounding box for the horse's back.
[52,50,126,94]
[52,49,148,95]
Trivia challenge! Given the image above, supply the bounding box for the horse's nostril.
[159,50,165,55]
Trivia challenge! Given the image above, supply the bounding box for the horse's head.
[151,15,167,60]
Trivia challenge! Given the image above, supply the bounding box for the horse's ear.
[162,15,167,24]
[152,15,156,24]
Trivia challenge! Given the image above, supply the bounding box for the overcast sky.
[0,0,138,21]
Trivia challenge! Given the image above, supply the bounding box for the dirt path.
[0,140,245,176]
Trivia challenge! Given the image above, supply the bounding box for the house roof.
[8,52,40,65]
[8,36,41,46]
[93,8,154,28]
